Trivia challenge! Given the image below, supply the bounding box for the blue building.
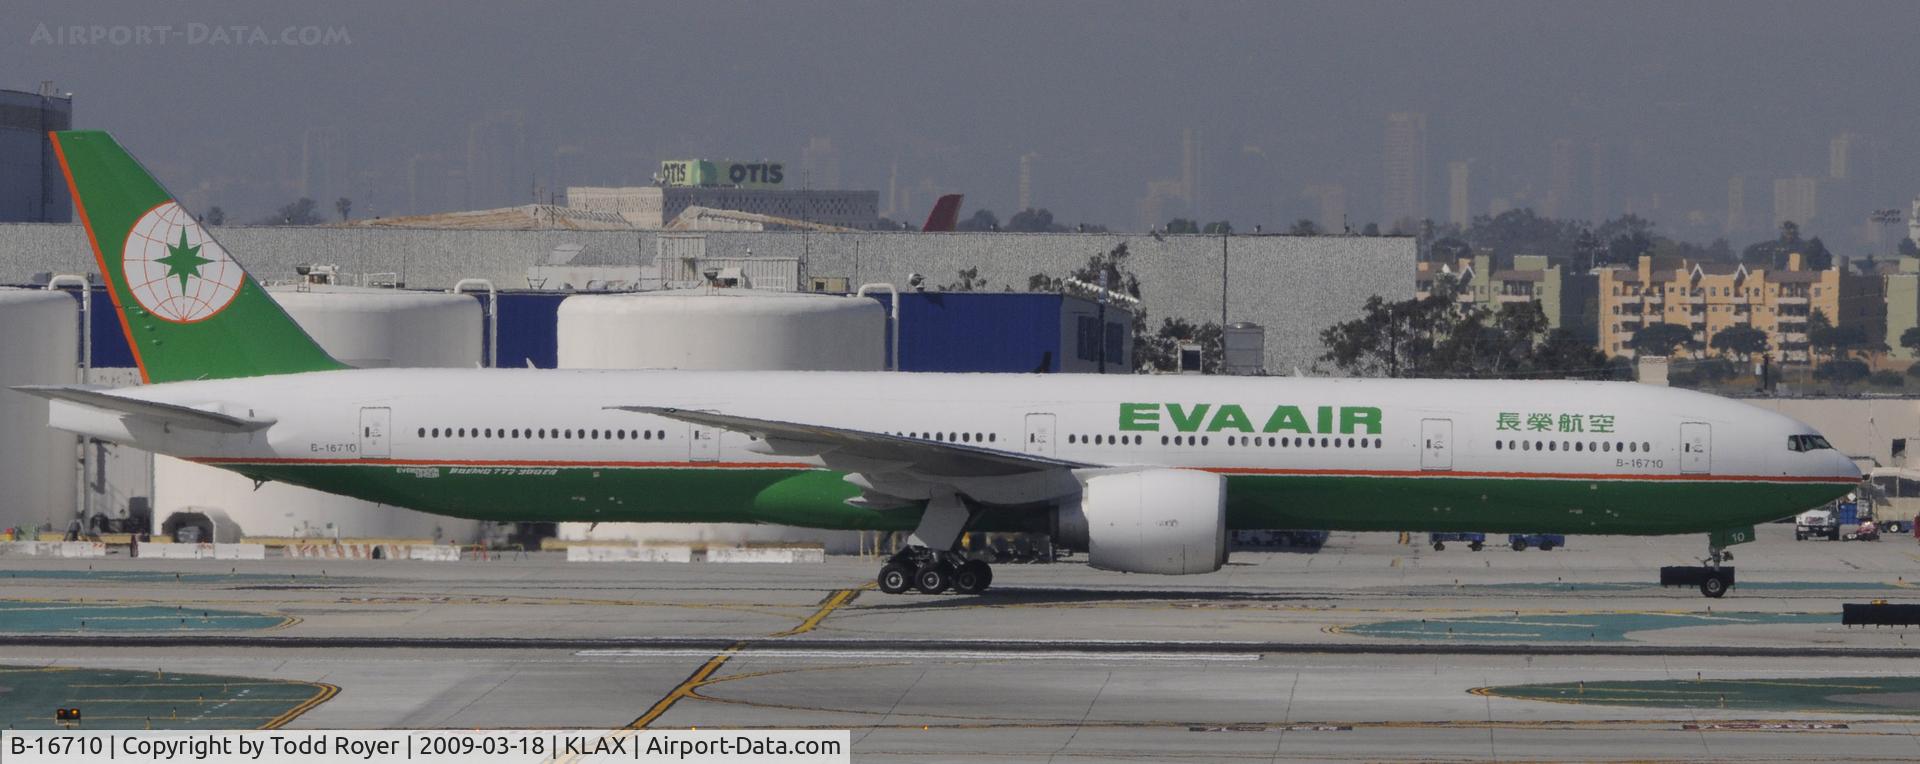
[0,86,73,223]
[884,292,1133,374]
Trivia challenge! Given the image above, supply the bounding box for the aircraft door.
[1680,422,1711,474]
[1420,418,1452,470]
[1024,414,1056,457]
[359,407,390,459]
[689,425,720,462]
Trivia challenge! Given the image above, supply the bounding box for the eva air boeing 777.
[21,131,1859,598]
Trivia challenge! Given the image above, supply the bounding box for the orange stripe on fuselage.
[49,132,151,384]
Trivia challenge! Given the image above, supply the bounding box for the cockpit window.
[1788,434,1833,452]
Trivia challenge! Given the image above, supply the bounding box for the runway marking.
[625,645,742,730]
[262,681,339,729]
[769,585,869,638]
[620,584,870,732]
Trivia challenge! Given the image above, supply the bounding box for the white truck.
[1795,508,1840,541]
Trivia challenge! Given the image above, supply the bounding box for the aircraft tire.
[877,563,913,594]
[914,564,952,595]
[953,560,993,594]
[1699,573,1728,598]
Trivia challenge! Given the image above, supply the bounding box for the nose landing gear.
[1658,539,1738,598]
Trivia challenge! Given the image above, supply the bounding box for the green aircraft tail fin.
[50,130,346,383]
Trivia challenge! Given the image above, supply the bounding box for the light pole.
[1220,224,1229,331]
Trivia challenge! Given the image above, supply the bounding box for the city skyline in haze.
[8,0,1917,250]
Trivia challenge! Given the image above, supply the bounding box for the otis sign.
[658,159,786,189]
[1120,403,1382,434]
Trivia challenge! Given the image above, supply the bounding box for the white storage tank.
[155,285,485,543]
[555,288,886,551]
[0,288,78,535]
[557,287,885,371]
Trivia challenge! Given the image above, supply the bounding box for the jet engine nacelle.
[1052,469,1228,575]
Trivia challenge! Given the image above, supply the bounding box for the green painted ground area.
[1480,676,1920,715]
[0,602,291,633]
[1345,611,1830,642]
[0,666,333,729]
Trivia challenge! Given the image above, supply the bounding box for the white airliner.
[20,131,1859,598]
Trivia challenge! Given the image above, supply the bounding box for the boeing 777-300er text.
[20,131,1860,598]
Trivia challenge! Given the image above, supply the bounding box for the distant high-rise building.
[1017,152,1039,212]
[1302,185,1347,233]
[1382,112,1427,227]
[0,84,73,223]
[1181,127,1199,216]
[1773,177,1819,230]
[465,114,527,209]
[1546,138,1575,219]
[1587,141,1610,221]
[299,128,337,205]
[884,157,899,219]
[1725,175,1749,238]
[801,136,841,189]
[1829,133,1854,180]
[1909,196,1920,244]
[1136,131,1201,230]
[1447,161,1470,227]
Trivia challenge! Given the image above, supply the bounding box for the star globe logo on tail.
[121,201,242,323]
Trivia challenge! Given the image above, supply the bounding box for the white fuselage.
[47,369,1860,534]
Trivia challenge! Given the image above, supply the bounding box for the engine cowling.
[1052,469,1228,575]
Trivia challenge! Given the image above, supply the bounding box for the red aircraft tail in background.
[921,194,964,232]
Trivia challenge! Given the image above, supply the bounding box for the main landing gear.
[877,548,994,595]
[875,492,995,596]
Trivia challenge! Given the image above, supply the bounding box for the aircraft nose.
[1829,452,1862,481]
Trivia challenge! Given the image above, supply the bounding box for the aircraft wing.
[608,405,1093,478]
[13,385,276,433]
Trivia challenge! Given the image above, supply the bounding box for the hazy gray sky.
[8,1,1917,243]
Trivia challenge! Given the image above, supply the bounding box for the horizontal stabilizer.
[12,385,275,433]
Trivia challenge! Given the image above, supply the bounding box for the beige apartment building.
[1415,253,1597,340]
[1597,253,1881,363]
